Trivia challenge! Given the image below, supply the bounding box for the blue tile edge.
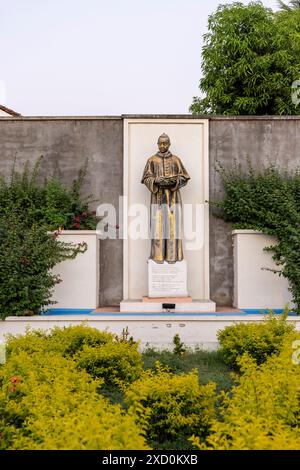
[242,309,297,316]
[41,308,298,317]
[42,309,94,315]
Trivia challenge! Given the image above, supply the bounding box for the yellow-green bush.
[125,365,216,445]
[217,310,295,367]
[5,325,142,391]
[5,324,114,358]
[75,341,143,390]
[0,350,148,450]
[48,324,114,356]
[5,329,50,357]
[192,336,300,450]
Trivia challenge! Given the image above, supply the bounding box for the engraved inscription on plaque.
[148,259,188,298]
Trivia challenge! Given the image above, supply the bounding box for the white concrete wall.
[50,231,100,309]
[233,230,293,310]
[2,315,299,351]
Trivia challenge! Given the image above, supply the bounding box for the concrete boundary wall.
[2,315,300,350]
[0,115,299,307]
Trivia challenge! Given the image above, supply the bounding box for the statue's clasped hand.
[154,176,165,185]
[155,176,177,187]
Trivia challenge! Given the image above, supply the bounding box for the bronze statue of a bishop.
[141,133,190,263]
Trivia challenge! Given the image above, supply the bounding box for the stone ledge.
[4,314,299,322]
[120,299,216,313]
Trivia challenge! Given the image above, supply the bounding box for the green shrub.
[48,324,114,356]
[212,159,300,313]
[0,157,100,318]
[217,310,295,367]
[0,350,148,450]
[5,329,50,357]
[5,324,143,390]
[0,157,98,230]
[76,341,143,390]
[172,334,188,356]
[0,214,87,319]
[5,325,114,358]
[142,347,234,393]
[192,336,300,450]
[125,365,217,446]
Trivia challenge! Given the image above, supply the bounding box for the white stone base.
[4,313,299,351]
[120,299,216,313]
[148,259,188,298]
[50,231,100,309]
[232,230,293,309]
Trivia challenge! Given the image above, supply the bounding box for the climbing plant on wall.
[211,159,300,313]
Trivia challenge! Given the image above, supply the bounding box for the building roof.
[0,104,21,117]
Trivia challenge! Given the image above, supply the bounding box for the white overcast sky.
[1,0,279,116]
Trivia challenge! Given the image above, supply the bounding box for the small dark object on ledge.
[162,303,176,310]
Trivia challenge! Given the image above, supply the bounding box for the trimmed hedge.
[125,365,216,447]
[192,336,300,450]
[5,325,142,390]
[217,310,295,367]
[5,324,114,358]
[76,342,143,390]
[0,350,148,450]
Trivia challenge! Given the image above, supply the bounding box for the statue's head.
[157,133,171,153]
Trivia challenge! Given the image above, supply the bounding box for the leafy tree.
[278,0,300,11]
[190,1,300,115]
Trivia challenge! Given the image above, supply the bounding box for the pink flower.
[10,376,19,384]
[8,376,20,393]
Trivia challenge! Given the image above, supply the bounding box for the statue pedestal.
[143,296,192,302]
[120,259,216,312]
[120,299,216,312]
[148,259,188,298]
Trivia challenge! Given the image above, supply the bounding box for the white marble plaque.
[148,259,188,298]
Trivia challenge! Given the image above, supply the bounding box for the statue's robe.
[141,152,190,263]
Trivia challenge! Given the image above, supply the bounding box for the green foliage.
[212,159,300,313]
[0,350,148,450]
[0,157,98,318]
[172,334,188,355]
[48,324,114,357]
[5,324,114,357]
[190,1,300,115]
[125,365,217,447]
[76,342,143,390]
[4,323,300,451]
[217,309,295,367]
[192,338,300,450]
[5,329,50,357]
[0,214,87,319]
[278,0,300,12]
[142,347,234,393]
[6,325,142,390]
[118,326,135,344]
[0,157,98,230]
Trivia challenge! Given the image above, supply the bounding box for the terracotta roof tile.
[0,104,21,117]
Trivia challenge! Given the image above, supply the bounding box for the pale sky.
[1,0,279,116]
